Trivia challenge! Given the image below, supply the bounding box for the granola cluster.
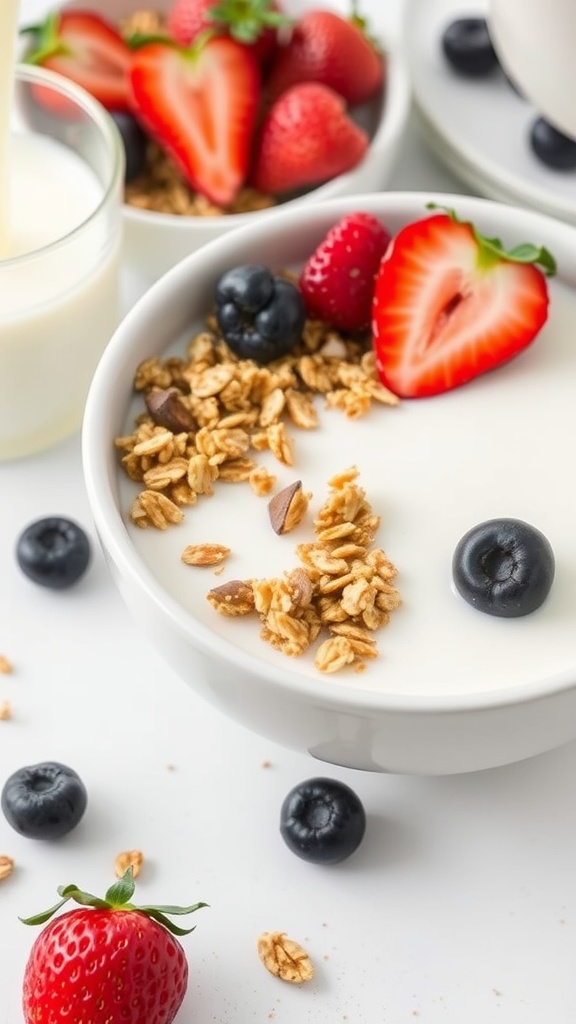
[125,142,278,217]
[115,316,398,532]
[207,467,401,674]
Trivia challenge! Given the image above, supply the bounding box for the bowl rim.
[83,190,576,716]
[121,44,412,233]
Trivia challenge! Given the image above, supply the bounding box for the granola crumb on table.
[257,931,315,984]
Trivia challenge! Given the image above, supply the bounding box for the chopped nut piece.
[181,543,231,567]
[257,931,314,984]
[268,480,310,535]
[207,580,255,616]
[0,855,14,881]
[0,700,12,720]
[0,654,12,674]
[115,849,144,879]
[145,388,196,433]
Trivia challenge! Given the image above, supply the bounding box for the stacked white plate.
[403,0,576,224]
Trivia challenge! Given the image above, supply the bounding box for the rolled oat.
[257,931,314,984]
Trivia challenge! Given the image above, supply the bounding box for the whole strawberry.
[166,0,289,66]
[299,211,391,331]
[251,82,369,196]
[21,868,207,1024]
[265,4,384,107]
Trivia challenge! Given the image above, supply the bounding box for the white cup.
[487,0,576,139]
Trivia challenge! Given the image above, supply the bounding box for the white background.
[2,2,576,1023]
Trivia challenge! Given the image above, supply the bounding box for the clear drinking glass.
[0,63,124,460]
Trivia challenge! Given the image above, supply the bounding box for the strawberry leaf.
[139,905,208,936]
[20,869,207,935]
[20,11,70,65]
[426,203,557,276]
[207,0,292,43]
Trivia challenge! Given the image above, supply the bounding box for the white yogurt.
[0,4,122,460]
[121,279,576,700]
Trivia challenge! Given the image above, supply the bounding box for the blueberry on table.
[2,761,87,839]
[215,264,306,364]
[441,17,499,76]
[280,777,366,864]
[16,516,91,589]
[110,111,148,183]
[529,116,576,170]
[452,518,555,617]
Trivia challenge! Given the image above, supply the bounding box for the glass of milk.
[0,64,124,460]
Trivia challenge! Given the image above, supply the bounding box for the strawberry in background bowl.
[21,0,410,280]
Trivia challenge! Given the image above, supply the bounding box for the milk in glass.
[0,1,123,459]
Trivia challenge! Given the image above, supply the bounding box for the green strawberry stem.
[426,202,557,276]
[206,0,292,44]
[20,867,208,937]
[20,12,70,65]
[349,0,382,53]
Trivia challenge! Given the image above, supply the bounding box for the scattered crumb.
[114,849,144,879]
[165,763,176,771]
[260,759,272,769]
[0,699,12,720]
[0,654,12,674]
[0,855,14,881]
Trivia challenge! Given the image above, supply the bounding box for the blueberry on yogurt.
[215,264,305,364]
[452,517,555,617]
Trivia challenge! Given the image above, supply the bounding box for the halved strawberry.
[22,10,131,112]
[299,212,392,331]
[371,207,556,398]
[128,36,260,207]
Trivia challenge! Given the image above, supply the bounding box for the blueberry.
[280,777,366,865]
[110,111,148,183]
[16,516,91,589]
[215,264,306,364]
[2,761,87,839]
[441,17,499,76]
[452,518,555,617]
[529,116,576,170]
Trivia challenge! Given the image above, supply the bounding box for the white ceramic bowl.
[77,0,411,281]
[83,191,576,776]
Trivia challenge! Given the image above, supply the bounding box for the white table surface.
[3,2,576,1022]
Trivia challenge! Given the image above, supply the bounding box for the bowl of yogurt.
[83,190,576,775]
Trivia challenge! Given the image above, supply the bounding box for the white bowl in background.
[70,0,411,281]
[83,191,576,775]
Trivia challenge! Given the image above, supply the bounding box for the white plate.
[403,0,576,224]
